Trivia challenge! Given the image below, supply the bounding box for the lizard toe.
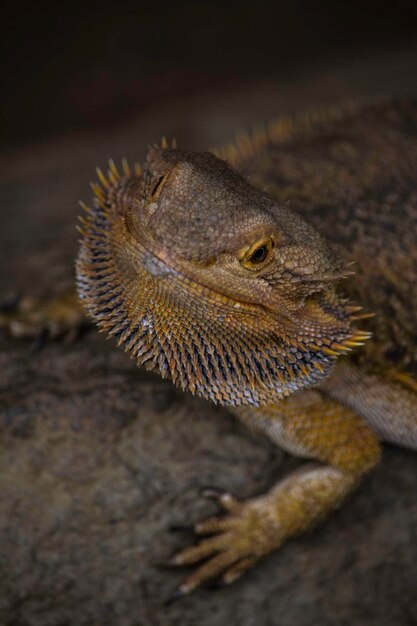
[178,552,241,595]
[169,533,230,567]
[199,486,242,514]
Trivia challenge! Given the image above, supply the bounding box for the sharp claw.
[164,582,196,606]
[199,486,241,515]
[163,589,187,607]
[199,486,227,499]
[222,570,243,585]
[165,555,183,567]
[205,580,227,592]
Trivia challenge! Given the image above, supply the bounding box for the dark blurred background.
[2,0,417,147]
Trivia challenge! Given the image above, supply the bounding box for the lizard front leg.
[0,288,88,341]
[169,390,381,595]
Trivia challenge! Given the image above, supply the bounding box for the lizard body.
[4,99,417,594]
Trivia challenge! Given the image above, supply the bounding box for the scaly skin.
[4,101,417,594]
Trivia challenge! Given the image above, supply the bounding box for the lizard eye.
[241,237,274,270]
[250,245,268,264]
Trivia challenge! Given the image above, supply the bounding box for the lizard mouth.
[125,206,357,322]
[130,230,363,348]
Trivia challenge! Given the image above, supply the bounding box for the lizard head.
[77,147,369,405]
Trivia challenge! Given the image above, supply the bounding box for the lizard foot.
[0,289,87,344]
[167,464,361,597]
[167,487,281,595]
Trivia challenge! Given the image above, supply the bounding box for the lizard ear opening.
[149,171,170,202]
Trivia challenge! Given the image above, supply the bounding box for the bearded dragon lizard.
[3,99,417,596]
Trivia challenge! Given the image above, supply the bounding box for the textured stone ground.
[1,48,417,626]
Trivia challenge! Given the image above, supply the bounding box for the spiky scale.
[96,167,109,189]
[108,159,120,180]
[122,157,131,177]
